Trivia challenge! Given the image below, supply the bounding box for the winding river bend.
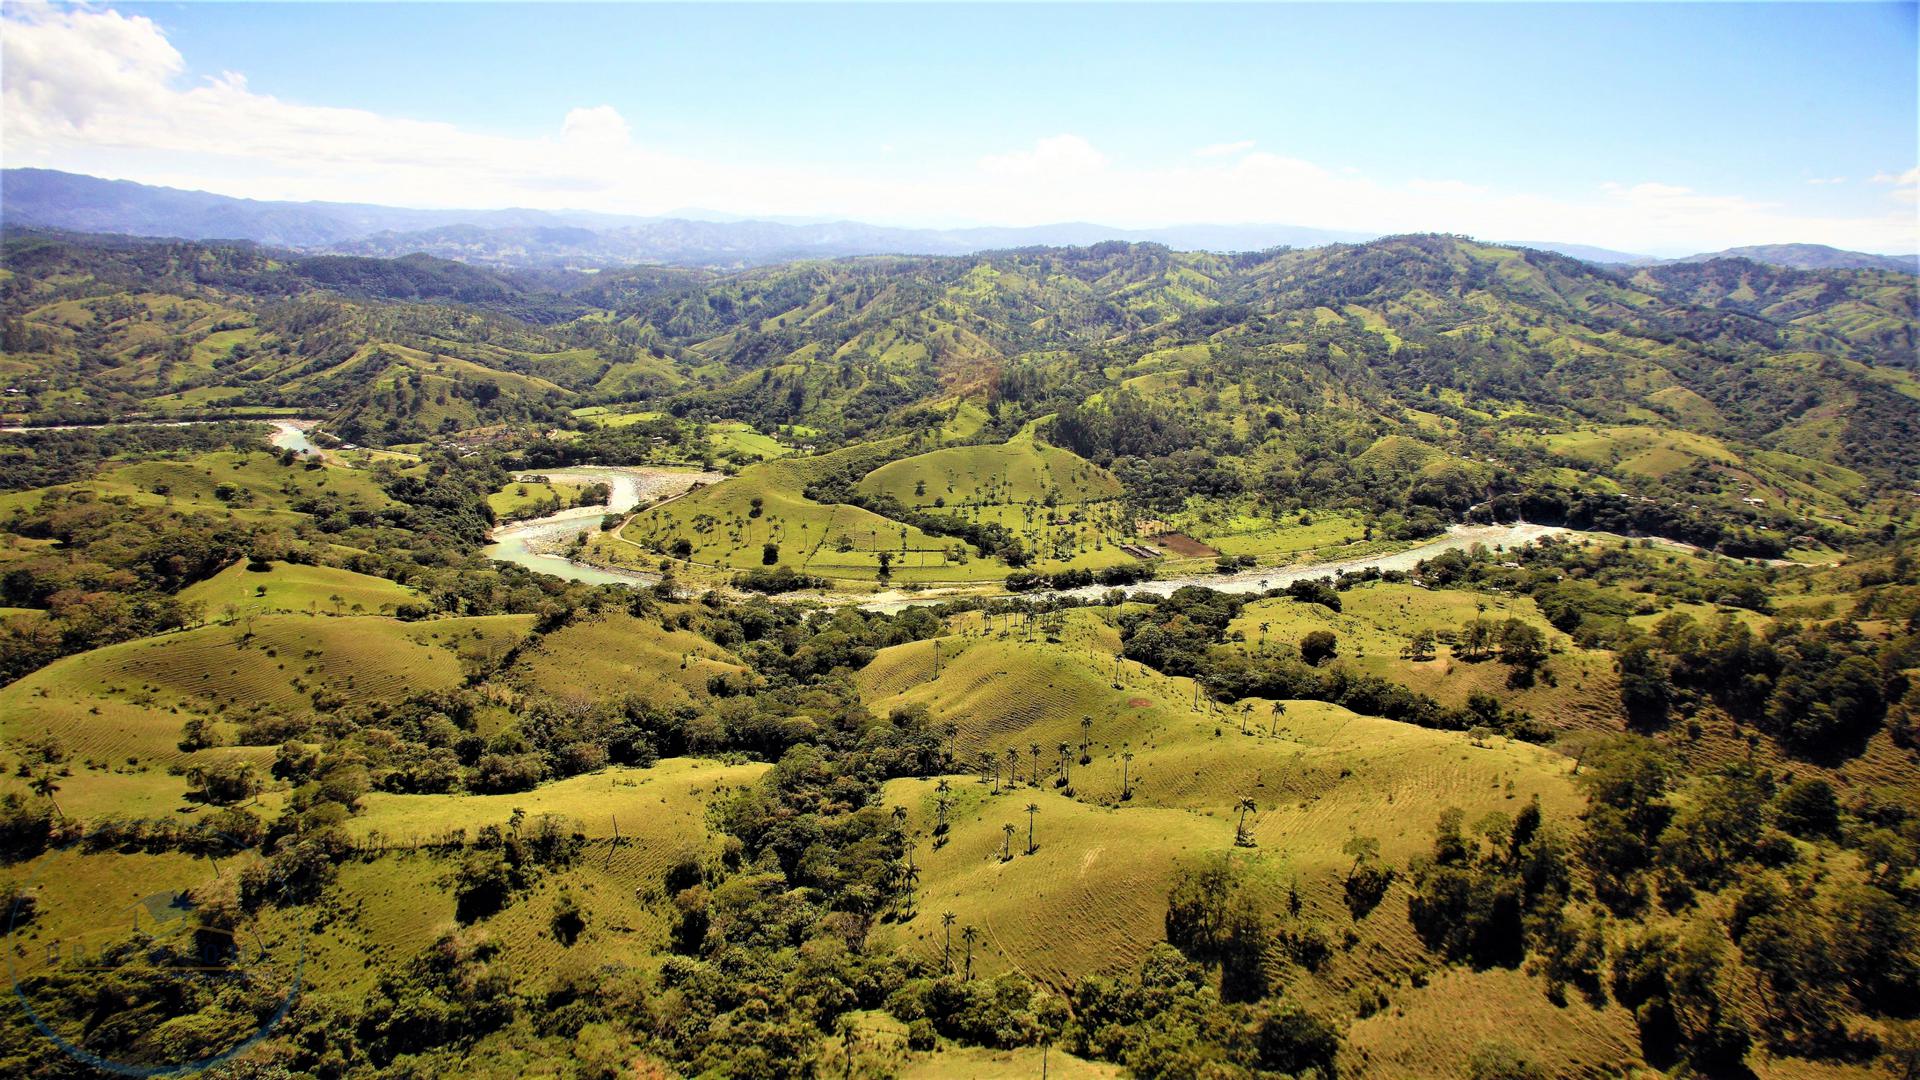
[7,417,1571,604]
[482,467,1566,606]
[481,467,724,588]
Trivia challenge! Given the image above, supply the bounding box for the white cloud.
[560,106,631,149]
[978,135,1108,179]
[2,4,1914,254]
[1193,139,1255,159]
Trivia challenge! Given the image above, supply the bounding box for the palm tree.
[1001,822,1016,861]
[943,721,959,766]
[1056,742,1072,786]
[897,861,920,915]
[1029,743,1041,785]
[892,804,909,831]
[1234,796,1257,847]
[1121,752,1135,800]
[1024,803,1040,854]
[935,794,952,836]
[960,924,980,980]
[1005,747,1020,786]
[1270,701,1287,736]
[29,771,63,819]
[941,911,956,972]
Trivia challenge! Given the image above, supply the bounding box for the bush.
[1467,1040,1548,1080]
[1300,630,1338,666]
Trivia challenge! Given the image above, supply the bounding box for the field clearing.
[0,614,534,765]
[877,781,1231,988]
[1,847,227,954]
[344,759,769,847]
[1535,424,1738,477]
[900,1043,1121,1079]
[488,478,588,519]
[857,431,1121,509]
[707,419,789,460]
[622,452,954,580]
[510,609,749,710]
[178,559,417,618]
[1161,501,1368,561]
[865,602,1589,1025]
[1343,966,1640,1080]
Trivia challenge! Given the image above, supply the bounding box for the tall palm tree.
[1056,742,1071,786]
[898,861,920,914]
[1001,822,1016,861]
[1028,744,1041,785]
[1235,796,1257,847]
[943,721,959,766]
[1121,752,1135,800]
[960,924,980,980]
[941,911,956,972]
[981,749,998,792]
[1270,701,1287,736]
[1025,803,1040,854]
[1005,747,1020,786]
[29,771,63,820]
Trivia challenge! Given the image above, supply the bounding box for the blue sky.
[4,2,1916,253]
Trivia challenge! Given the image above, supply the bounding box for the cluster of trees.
[1004,561,1154,592]
[1116,585,1550,741]
[1394,741,1920,1073]
[0,422,269,490]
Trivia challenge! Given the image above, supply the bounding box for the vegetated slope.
[508,609,751,710]
[0,613,533,763]
[177,558,419,618]
[861,609,1628,1078]
[857,428,1122,509]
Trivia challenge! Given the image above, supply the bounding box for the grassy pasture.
[621,451,956,580]
[178,559,416,619]
[865,605,1586,1018]
[0,614,534,765]
[488,478,588,520]
[857,431,1121,510]
[509,609,750,711]
[345,759,769,847]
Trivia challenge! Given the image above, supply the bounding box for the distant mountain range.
[3,168,1912,274]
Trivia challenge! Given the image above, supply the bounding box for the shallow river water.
[480,467,723,588]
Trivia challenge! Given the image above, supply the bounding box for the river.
[855,522,1568,611]
[481,470,1567,607]
[480,467,725,588]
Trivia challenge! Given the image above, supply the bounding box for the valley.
[1,228,1916,1080]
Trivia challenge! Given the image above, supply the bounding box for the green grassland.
[0,613,534,767]
[0,448,396,520]
[861,608,1613,1078]
[1160,500,1371,561]
[487,478,589,520]
[345,758,769,847]
[619,442,961,581]
[178,559,418,619]
[507,609,750,711]
[856,429,1122,509]
[617,431,1146,583]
